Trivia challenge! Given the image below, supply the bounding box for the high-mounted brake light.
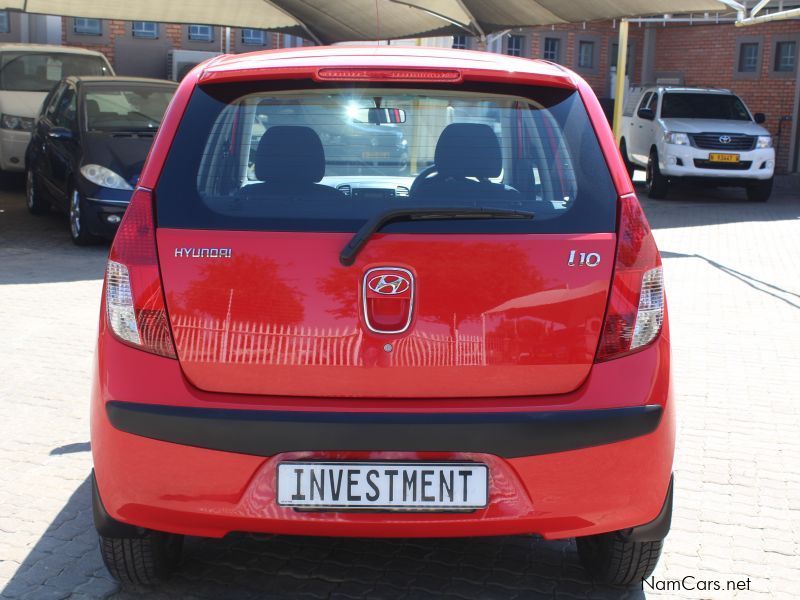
[315,68,462,82]
[105,189,176,358]
[596,195,664,361]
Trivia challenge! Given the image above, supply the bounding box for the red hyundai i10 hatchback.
[91,46,674,587]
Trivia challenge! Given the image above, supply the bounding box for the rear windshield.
[155,82,616,234]
[84,84,176,132]
[661,93,751,121]
[0,52,110,92]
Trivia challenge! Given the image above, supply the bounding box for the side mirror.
[753,112,766,124]
[637,107,655,121]
[48,126,74,140]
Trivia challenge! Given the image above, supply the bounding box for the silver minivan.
[0,44,113,173]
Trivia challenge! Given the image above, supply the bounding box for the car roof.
[200,46,577,88]
[0,43,108,58]
[68,76,177,86]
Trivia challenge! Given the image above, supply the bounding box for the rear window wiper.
[339,207,534,266]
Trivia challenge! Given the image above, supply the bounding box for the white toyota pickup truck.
[620,86,775,201]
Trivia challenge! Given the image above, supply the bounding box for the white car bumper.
[659,144,774,181]
[0,129,32,172]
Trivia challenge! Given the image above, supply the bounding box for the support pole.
[612,19,629,143]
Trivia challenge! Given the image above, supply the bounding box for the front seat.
[412,123,519,201]
[242,125,342,200]
[85,99,101,124]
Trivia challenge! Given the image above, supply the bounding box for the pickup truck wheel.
[646,150,668,199]
[746,177,772,202]
[619,139,635,179]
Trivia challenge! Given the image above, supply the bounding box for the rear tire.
[26,169,49,215]
[645,150,668,199]
[620,138,635,179]
[577,533,664,586]
[746,177,772,202]
[99,531,183,585]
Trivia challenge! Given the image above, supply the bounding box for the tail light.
[315,68,462,82]
[596,194,665,361]
[105,189,176,358]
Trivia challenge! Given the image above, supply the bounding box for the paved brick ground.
[0,174,798,599]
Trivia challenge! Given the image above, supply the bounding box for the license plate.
[362,151,390,159]
[708,153,739,163]
[277,462,488,510]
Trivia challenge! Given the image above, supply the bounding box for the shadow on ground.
[634,178,800,230]
[1,175,799,285]
[4,173,796,599]
[1,474,646,600]
[661,250,800,309]
[0,177,108,286]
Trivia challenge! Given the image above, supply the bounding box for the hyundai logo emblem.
[368,274,410,295]
[718,135,732,144]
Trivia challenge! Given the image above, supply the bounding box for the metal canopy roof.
[1,0,728,44]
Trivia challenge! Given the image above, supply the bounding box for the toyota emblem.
[368,274,410,295]
[718,135,732,144]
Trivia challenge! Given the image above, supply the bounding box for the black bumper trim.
[92,470,145,538]
[106,401,662,459]
[622,474,673,542]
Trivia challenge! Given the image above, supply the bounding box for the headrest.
[86,99,100,120]
[254,125,325,183]
[434,123,502,179]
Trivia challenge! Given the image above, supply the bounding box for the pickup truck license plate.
[277,462,489,510]
[708,153,739,163]
[361,151,390,159]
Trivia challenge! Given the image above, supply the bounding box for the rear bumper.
[106,400,662,458]
[91,327,675,541]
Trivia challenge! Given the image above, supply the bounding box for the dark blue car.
[25,75,176,244]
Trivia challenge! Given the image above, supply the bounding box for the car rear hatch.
[154,80,619,398]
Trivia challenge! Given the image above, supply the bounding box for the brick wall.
[527,22,646,95]
[61,18,285,69]
[58,17,799,172]
[500,20,798,173]
[651,21,798,172]
[496,22,646,100]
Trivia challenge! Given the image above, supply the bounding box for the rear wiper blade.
[339,207,534,266]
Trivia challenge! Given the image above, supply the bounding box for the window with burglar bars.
[452,35,468,50]
[543,37,560,62]
[241,29,266,45]
[774,41,796,72]
[132,21,158,39]
[74,18,101,36]
[506,35,524,57]
[738,42,759,72]
[189,24,214,42]
[578,41,594,69]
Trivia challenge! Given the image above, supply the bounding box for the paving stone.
[1,178,799,599]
